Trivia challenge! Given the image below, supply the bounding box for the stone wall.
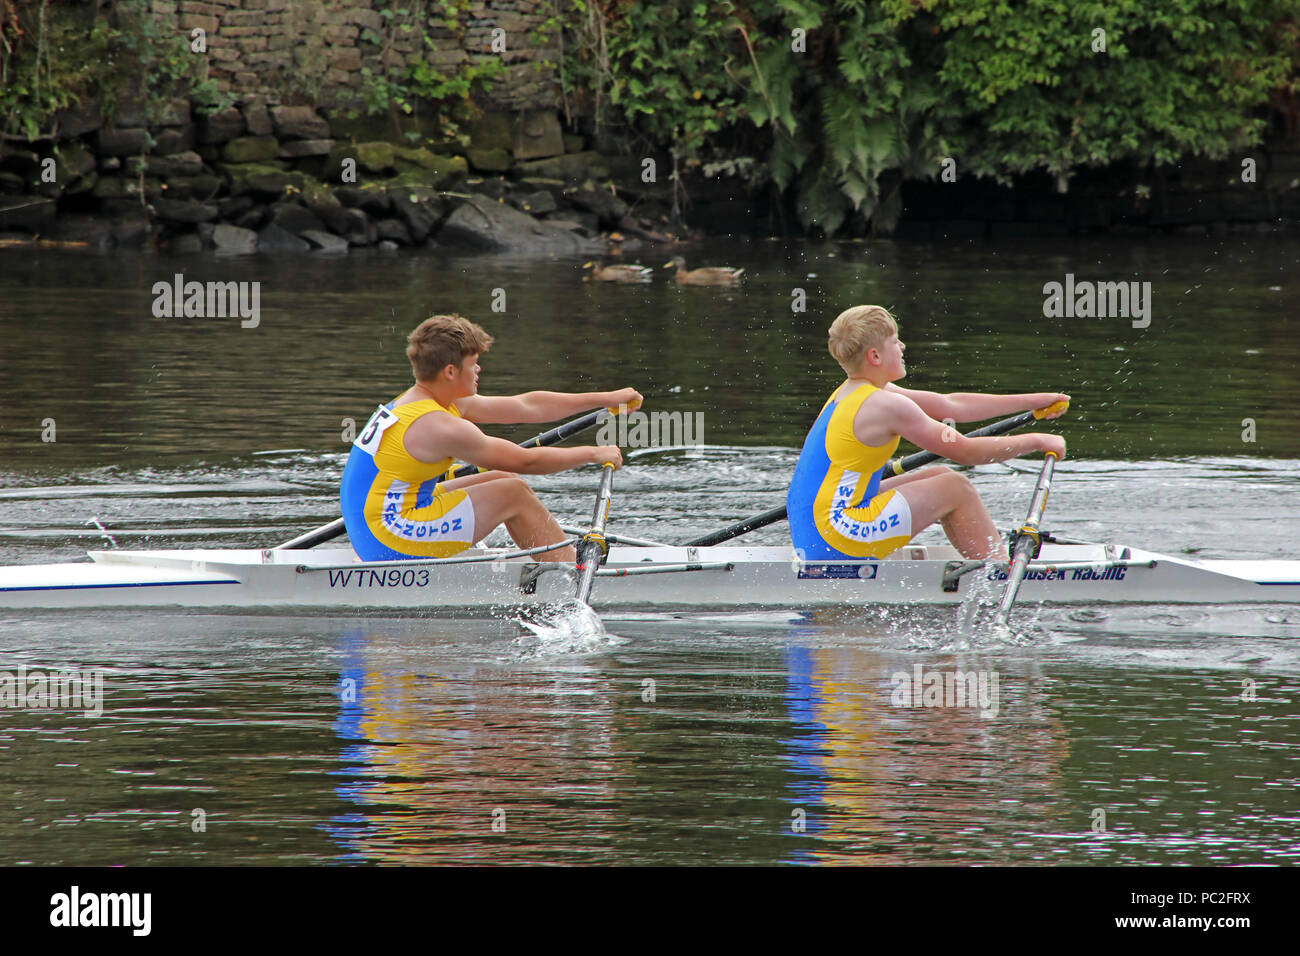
[146,0,558,111]
[0,2,683,256]
[0,93,676,255]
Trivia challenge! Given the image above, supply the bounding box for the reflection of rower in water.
[328,625,624,864]
[787,305,1068,562]
[341,314,640,563]
[781,642,1071,863]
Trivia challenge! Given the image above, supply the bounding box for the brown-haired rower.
[340,314,640,563]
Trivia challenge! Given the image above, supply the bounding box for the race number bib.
[354,404,398,456]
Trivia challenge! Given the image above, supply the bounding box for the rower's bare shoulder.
[852,389,906,445]
[408,407,473,438]
[859,387,916,421]
[404,408,480,462]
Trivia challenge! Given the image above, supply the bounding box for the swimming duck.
[665,256,744,286]
[583,261,654,283]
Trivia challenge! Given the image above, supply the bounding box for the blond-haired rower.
[341,315,639,563]
[786,305,1067,561]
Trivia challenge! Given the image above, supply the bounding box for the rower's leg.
[878,465,954,493]
[437,470,516,492]
[464,477,575,561]
[891,467,1006,560]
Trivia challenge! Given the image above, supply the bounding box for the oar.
[574,462,616,605]
[683,400,1069,548]
[276,403,638,551]
[992,451,1059,629]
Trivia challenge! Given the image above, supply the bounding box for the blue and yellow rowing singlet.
[787,382,913,560]
[339,398,477,561]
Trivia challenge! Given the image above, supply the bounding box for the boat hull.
[2,543,1299,611]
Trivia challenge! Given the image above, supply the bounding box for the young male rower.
[340,314,639,563]
[787,305,1068,562]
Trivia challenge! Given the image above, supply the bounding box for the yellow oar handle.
[607,399,642,415]
[1033,399,1069,420]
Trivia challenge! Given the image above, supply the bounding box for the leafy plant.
[1,0,116,140]
[352,0,505,141]
[732,1,954,234]
[559,1,750,216]
[878,0,1296,177]
[558,0,1299,236]
[0,0,237,141]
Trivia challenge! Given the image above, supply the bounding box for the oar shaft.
[575,463,616,604]
[684,505,788,548]
[276,517,347,551]
[524,408,610,448]
[886,409,1038,476]
[993,453,1058,626]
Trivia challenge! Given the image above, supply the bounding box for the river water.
[0,237,1297,865]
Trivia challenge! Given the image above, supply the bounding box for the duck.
[665,256,744,286]
[583,261,654,283]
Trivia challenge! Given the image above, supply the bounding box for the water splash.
[902,567,1046,650]
[514,599,625,657]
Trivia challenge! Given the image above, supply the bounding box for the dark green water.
[2,236,1298,468]
[0,237,1297,865]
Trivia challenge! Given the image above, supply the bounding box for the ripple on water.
[3,242,1299,865]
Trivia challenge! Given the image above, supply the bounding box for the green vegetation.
[560,0,1300,234]
[878,0,1296,175]
[0,0,232,140]
[352,0,504,144]
[111,0,234,117]
[1,0,114,140]
[1,0,495,146]
[3,0,1295,234]
[562,3,743,156]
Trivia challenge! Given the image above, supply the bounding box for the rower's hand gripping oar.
[992,450,1060,629]
[574,462,617,605]
[683,399,1070,548]
[275,401,639,551]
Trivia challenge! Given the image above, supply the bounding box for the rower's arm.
[884,392,1055,465]
[406,413,605,474]
[886,385,1068,423]
[459,388,642,424]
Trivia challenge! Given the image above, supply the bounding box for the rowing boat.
[6,404,1296,614]
[3,539,1298,611]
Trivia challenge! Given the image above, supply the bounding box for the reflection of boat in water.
[782,645,1070,864]
[326,627,621,864]
[320,621,1074,864]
